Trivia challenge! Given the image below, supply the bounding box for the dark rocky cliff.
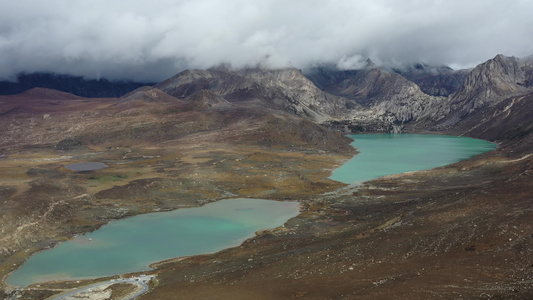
[393,63,469,97]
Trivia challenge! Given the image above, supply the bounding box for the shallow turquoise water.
[330,134,496,184]
[7,198,299,287]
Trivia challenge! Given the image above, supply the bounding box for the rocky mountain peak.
[429,54,533,130]
[305,65,447,132]
[155,67,348,122]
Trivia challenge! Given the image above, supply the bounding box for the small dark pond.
[65,162,109,172]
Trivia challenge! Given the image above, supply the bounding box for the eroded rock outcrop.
[306,65,446,132]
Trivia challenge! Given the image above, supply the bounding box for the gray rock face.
[451,55,529,108]
[522,55,533,86]
[306,66,446,131]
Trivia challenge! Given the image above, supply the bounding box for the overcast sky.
[1,0,532,81]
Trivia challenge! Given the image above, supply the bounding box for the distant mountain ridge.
[17,87,82,100]
[0,73,154,98]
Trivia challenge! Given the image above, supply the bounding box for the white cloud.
[0,0,532,81]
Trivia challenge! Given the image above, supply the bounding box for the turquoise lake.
[330,134,496,184]
[7,198,300,287]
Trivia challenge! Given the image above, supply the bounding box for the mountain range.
[124,54,533,141]
[2,54,532,140]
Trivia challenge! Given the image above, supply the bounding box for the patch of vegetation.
[27,168,65,179]
[89,174,127,183]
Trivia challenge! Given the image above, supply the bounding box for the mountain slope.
[453,91,533,149]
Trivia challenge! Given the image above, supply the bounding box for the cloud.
[0,0,532,81]
[336,55,368,70]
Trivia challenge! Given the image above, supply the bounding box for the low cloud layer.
[1,0,532,81]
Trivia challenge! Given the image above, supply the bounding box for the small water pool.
[65,162,109,172]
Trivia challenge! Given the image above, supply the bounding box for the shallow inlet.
[330,133,496,184]
[7,198,300,287]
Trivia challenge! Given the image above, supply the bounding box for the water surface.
[330,134,495,184]
[7,198,299,287]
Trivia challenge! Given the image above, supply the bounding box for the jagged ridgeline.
[1,54,532,139]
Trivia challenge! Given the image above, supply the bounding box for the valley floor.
[0,92,532,299]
